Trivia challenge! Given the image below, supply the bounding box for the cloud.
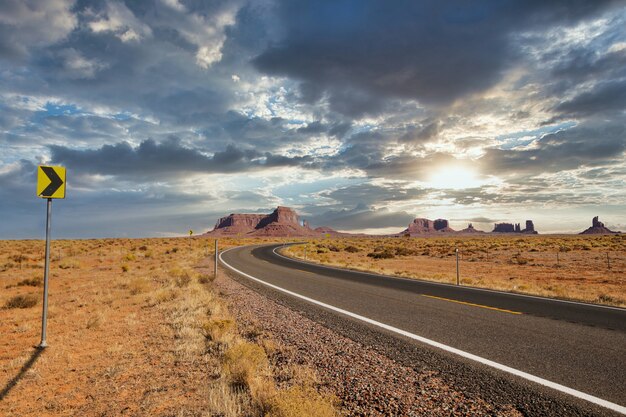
[552,79,626,119]
[310,204,414,231]
[478,121,626,176]
[0,0,76,60]
[49,138,316,179]
[253,0,618,116]
[87,1,153,42]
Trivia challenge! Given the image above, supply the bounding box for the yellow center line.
[422,294,522,315]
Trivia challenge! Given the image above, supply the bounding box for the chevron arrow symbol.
[40,166,64,197]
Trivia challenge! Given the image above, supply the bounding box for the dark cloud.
[320,183,423,207]
[552,79,626,119]
[310,204,414,231]
[479,122,626,176]
[49,138,315,179]
[254,0,617,116]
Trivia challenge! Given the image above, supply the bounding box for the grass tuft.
[266,385,336,417]
[223,341,269,388]
[5,294,39,309]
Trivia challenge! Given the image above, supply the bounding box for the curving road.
[220,243,626,416]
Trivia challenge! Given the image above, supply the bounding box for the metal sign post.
[36,165,66,349]
[39,198,52,348]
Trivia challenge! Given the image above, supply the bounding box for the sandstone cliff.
[205,206,319,237]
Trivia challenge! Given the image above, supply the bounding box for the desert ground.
[0,237,336,417]
[2,234,623,416]
[283,234,626,307]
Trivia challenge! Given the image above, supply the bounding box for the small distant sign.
[37,166,66,199]
[189,230,193,236]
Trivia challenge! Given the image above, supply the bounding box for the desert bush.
[170,267,194,287]
[59,260,80,269]
[344,245,360,253]
[86,313,104,329]
[223,341,269,388]
[121,264,129,273]
[267,385,336,417]
[327,245,340,252]
[5,294,39,309]
[124,253,136,261]
[17,277,43,287]
[202,318,236,342]
[128,277,151,295]
[198,273,215,284]
[367,250,395,259]
[394,247,414,256]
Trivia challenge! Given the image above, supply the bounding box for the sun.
[426,166,482,190]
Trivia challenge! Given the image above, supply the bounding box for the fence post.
[214,239,218,279]
[455,248,460,286]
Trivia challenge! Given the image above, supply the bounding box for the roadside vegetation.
[283,234,626,307]
[0,237,337,416]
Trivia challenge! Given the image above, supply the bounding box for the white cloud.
[58,48,108,79]
[88,1,152,42]
[174,5,240,69]
[0,0,76,54]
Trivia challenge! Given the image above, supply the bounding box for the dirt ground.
[0,237,335,417]
[284,234,626,307]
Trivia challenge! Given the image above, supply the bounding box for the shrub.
[121,264,129,273]
[223,342,269,387]
[367,250,395,259]
[124,253,136,261]
[394,247,414,256]
[344,245,360,253]
[198,273,215,284]
[17,277,43,287]
[128,278,150,295]
[267,386,336,417]
[170,267,194,287]
[5,294,39,309]
[202,318,236,342]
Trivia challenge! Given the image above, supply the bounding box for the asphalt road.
[220,244,626,415]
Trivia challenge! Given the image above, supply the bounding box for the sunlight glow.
[425,166,483,190]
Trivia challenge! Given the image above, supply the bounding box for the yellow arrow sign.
[189,230,193,236]
[37,166,66,199]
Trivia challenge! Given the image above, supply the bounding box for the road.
[220,243,626,416]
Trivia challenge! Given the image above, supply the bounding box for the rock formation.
[493,220,538,234]
[459,223,485,233]
[205,206,319,237]
[434,219,455,232]
[522,220,537,234]
[580,216,619,235]
[493,223,516,233]
[401,217,456,236]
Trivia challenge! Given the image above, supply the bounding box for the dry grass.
[285,234,626,307]
[4,294,39,309]
[0,236,337,416]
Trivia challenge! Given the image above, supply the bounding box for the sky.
[1,0,625,238]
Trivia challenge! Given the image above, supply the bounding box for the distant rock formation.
[205,206,319,237]
[459,223,485,233]
[580,216,619,235]
[434,219,455,232]
[493,220,538,234]
[401,217,456,236]
[523,220,537,234]
[493,223,516,233]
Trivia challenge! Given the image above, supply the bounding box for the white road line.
[220,246,626,415]
[272,245,626,312]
